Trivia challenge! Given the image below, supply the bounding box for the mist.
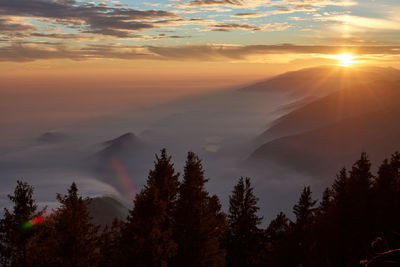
[0,74,313,222]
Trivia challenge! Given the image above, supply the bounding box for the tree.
[173,152,226,267]
[226,177,263,266]
[0,181,42,267]
[98,219,124,267]
[293,186,316,229]
[332,167,348,207]
[290,186,317,266]
[348,152,373,197]
[372,152,400,252]
[317,187,332,217]
[266,212,290,242]
[120,149,179,267]
[265,212,291,266]
[52,182,100,267]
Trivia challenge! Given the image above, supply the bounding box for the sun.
[335,54,356,67]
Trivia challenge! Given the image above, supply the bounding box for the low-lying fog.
[0,77,330,222]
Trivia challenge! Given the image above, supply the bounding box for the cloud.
[175,0,357,10]
[0,0,178,38]
[0,18,35,32]
[185,0,243,7]
[321,15,400,31]
[233,13,264,18]
[209,23,261,32]
[207,22,289,32]
[0,17,36,39]
[1,43,400,62]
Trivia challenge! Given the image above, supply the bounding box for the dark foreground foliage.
[1,150,400,266]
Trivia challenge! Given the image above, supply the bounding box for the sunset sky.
[1,0,399,78]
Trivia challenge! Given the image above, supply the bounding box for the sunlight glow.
[335,54,356,67]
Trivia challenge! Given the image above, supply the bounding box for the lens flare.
[110,157,136,199]
[21,215,44,230]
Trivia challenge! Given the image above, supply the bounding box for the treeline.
[1,149,400,266]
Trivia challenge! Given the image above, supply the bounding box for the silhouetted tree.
[345,152,374,264]
[0,181,42,267]
[98,219,124,267]
[120,149,179,266]
[226,177,263,266]
[264,212,291,266]
[317,187,332,217]
[266,212,290,242]
[289,186,316,266]
[4,150,400,267]
[173,152,226,266]
[293,186,316,230]
[371,152,400,255]
[332,167,348,207]
[52,182,100,267]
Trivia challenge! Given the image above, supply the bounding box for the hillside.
[257,80,400,144]
[250,99,400,176]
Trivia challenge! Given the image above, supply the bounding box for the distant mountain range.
[241,66,400,98]
[247,67,400,178]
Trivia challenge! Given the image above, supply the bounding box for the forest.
[1,149,400,266]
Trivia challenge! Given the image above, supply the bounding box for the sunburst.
[334,54,356,67]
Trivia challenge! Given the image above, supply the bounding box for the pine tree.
[173,152,226,267]
[265,212,291,266]
[293,186,316,229]
[266,212,289,242]
[0,181,42,267]
[373,152,400,249]
[120,148,179,267]
[226,177,263,267]
[290,186,316,266]
[335,153,373,265]
[52,182,100,267]
[98,219,124,267]
[317,187,332,216]
[348,152,373,196]
[332,167,348,206]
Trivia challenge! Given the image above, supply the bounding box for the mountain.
[89,132,154,199]
[240,66,400,99]
[98,132,148,159]
[88,196,129,228]
[37,131,68,143]
[249,80,400,177]
[257,80,400,143]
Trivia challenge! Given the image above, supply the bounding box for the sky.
[1,0,400,74]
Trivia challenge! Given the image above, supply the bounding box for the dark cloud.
[0,0,177,37]
[186,0,242,6]
[0,18,35,32]
[30,32,86,39]
[210,23,260,32]
[233,13,263,17]
[208,22,288,32]
[1,43,400,62]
